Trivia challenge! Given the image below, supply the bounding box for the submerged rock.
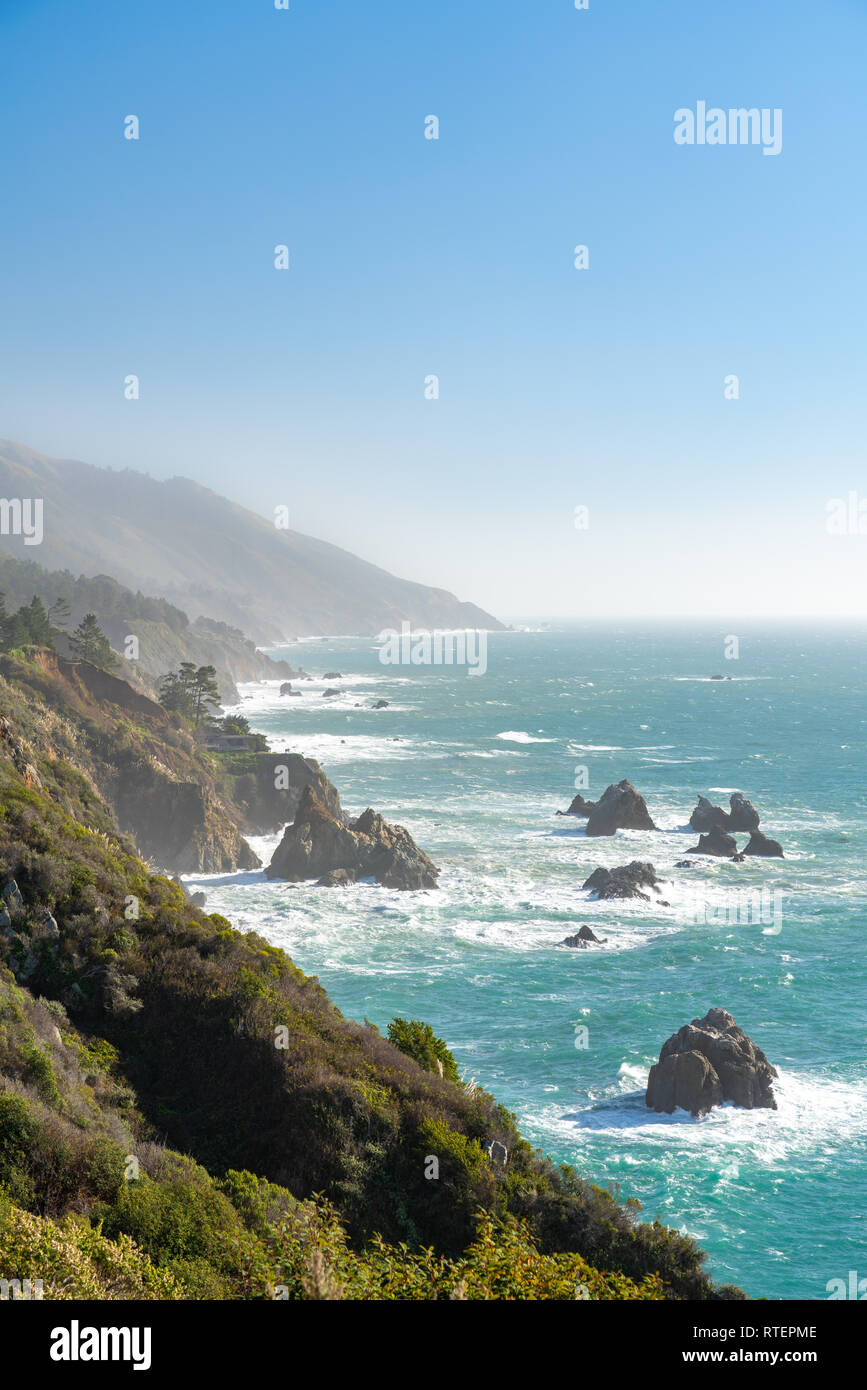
[267,786,439,891]
[582,861,661,901]
[562,924,607,948]
[584,781,655,837]
[372,699,390,709]
[742,830,784,858]
[317,867,358,887]
[323,672,343,680]
[558,793,597,818]
[687,826,739,857]
[645,1007,777,1116]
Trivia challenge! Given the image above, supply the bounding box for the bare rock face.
[742,830,784,858]
[645,1008,778,1116]
[687,826,739,857]
[689,792,760,834]
[582,861,661,901]
[558,793,597,818]
[585,781,655,837]
[688,795,731,833]
[266,787,439,890]
[115,779,260,874]
[220,753,343,836]
[727,793,760,832]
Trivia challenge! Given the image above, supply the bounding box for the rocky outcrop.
[562,924,606,948]
[688,796,731,833]
[742,830,784,858]
[322,688,341,699]
[217,753,343,836]
[266,787,439,891]
[372,699,389,710]
[728,793,760,832]
[687,826,738,857]
[558,793,597,818]
[0,716,43,789]
[323,672,343,680]
[584,781,655,837]
[645,1008,777,1116]
[114,778,260,874]
[582,862,661,901]
[689,792,760,833]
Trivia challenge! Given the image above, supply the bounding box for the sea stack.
[645,1008,777,1116]
[687,826,739,857]
[266,786,439,890]
[582,861,661,901]
[584,781,656,837]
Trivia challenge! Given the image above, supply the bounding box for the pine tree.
[158,663,221,727]
[190,665,221,728]
[23,595,54,647]
[68,613,118,670]
[48,596,72,630]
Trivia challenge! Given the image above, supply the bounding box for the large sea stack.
[645,1008,778,1116]
[585,781,656,837]
[266,786,439,890]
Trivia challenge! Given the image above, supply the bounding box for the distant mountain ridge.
[0,440,504,642]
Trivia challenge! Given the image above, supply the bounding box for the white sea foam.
[496,731,555,744]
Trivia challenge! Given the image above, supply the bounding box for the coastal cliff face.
[218,752,344,836]
[0,651,260,874]
[112,776,259,874]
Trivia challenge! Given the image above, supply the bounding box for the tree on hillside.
[189,665,221,728]
[217,714,268,750]
[48,596,72,630]
[22,596,53,646]
[68,613,118,671]
[158,663,222,728]
[0,592,56,653]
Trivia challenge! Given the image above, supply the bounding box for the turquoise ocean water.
[186,622,867,1300]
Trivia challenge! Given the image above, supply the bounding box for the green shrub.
[387,1018,460,1082]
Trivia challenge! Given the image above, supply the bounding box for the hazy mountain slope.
[0,554,297,702]
[0,441,503,642]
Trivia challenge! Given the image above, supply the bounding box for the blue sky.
[1,0,866,618]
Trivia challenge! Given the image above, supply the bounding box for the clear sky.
[1,0,866,619]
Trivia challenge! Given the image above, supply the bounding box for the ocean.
[185,622,867,1300]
